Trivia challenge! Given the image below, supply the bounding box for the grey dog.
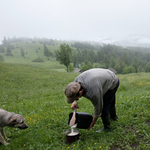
[0,108,28,146]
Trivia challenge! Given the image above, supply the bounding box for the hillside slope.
[0,63,150,149]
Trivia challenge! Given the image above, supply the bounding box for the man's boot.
[101,114,112,131]
[96,114,112,133]
[109,105,118,121]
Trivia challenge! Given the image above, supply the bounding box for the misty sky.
[1,0,150,44]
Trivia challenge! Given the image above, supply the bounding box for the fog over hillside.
[1,0,150,47]
[98,35,150,47]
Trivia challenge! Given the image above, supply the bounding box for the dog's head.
[8,114,28,129]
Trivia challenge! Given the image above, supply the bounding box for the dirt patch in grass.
[131,142,140,149]
[146,121,150,126]
[111,145,122,150]
[111,124,149,150]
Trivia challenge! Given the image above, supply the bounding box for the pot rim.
[65,129,80,137]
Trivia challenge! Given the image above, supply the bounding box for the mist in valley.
[1,0,150,47]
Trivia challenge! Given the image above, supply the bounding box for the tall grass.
[0,62,150,150]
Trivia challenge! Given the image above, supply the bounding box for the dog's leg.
[1,128,10,141]
[1,128,7,139]
[1,128,9,140]
[0,134,9,145]
[0,128,10,145]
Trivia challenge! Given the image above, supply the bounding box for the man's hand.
[88,116,98,130]
[71,101,79,110]
[88,121,95,130]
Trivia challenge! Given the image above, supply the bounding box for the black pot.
[65,129,80,144]
[68,112,93,129]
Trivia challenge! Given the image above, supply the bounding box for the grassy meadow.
[0,62,150,150]
[0,41,67,71]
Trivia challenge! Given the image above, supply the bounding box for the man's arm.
[88,116,99,130]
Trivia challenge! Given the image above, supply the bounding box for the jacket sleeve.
[91,89,103,118]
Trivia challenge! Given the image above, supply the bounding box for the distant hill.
[1,37,150,74]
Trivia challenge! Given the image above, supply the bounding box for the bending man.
[65,68,119,131]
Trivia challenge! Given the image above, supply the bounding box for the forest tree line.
[1,37,150,74]
[70,42,150,74]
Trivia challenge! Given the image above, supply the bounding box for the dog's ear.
[8,118,17,127]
